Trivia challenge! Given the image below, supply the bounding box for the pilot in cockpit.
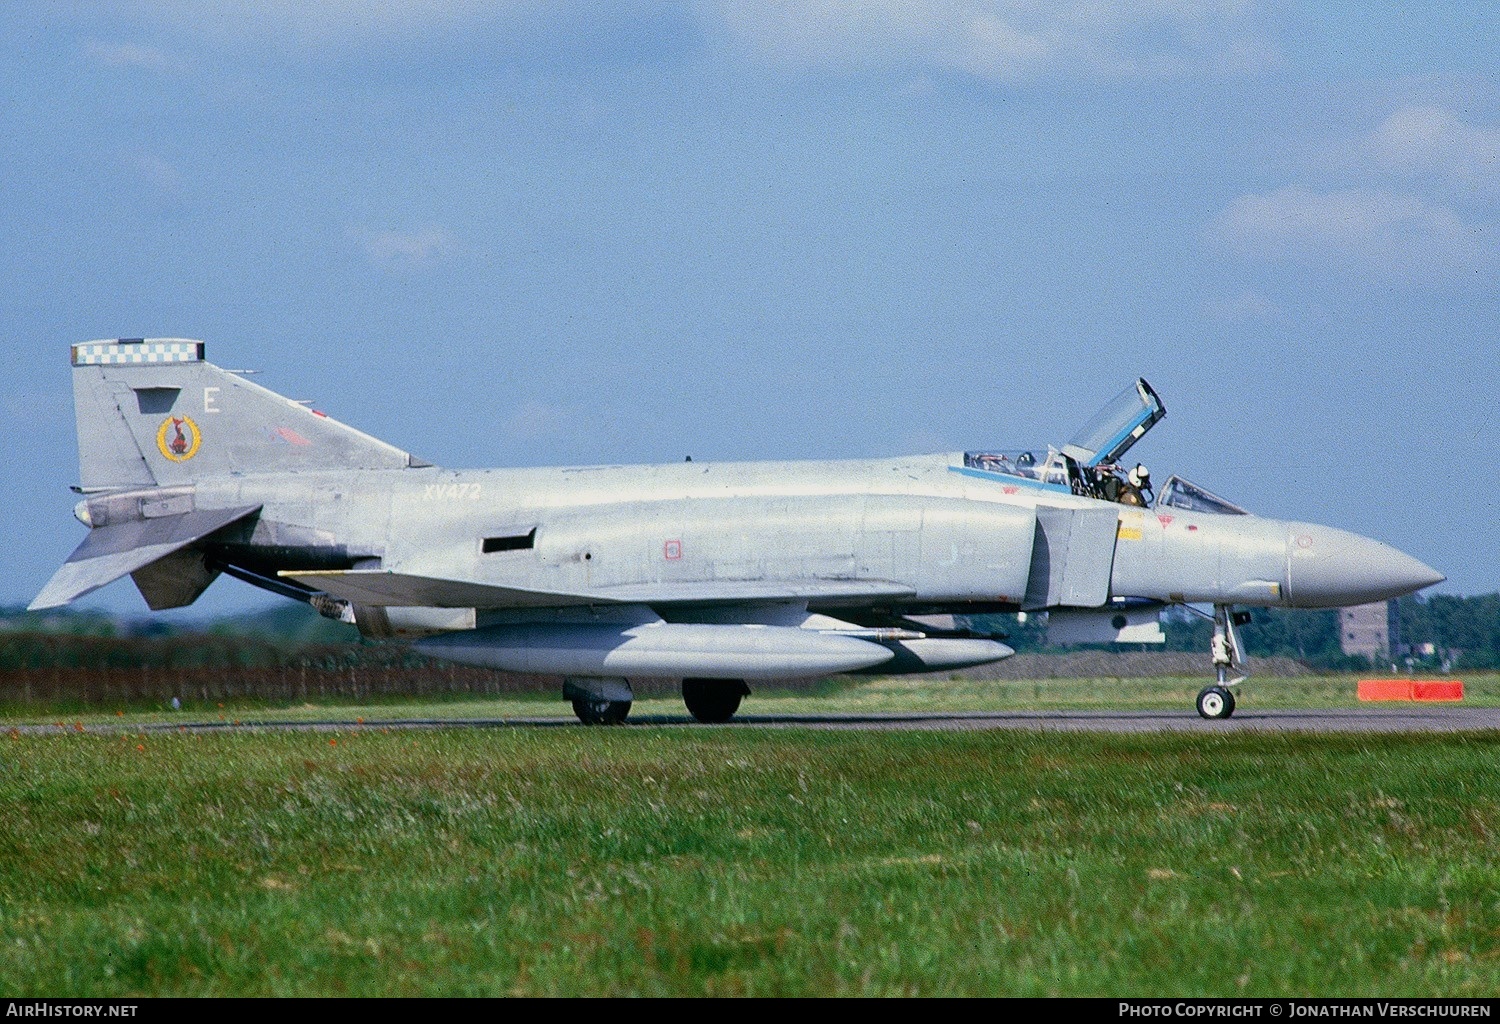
[1093,462,1153,505]
[1121,463,1153,506]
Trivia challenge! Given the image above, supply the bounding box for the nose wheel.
[1195,685,1236,719]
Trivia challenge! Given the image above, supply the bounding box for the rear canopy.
[1061,379,1165,467]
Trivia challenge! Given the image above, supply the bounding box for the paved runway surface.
[14,707,1500,735]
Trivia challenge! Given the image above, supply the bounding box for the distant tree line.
[1396,593,1500,670]
[0,630,434,672]
[5,592,1498,675]
[977,593,1500,671]
[977,607,1363,669]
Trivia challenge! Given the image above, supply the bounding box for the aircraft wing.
[590,579,917,605]
[281,570,587,608]
[282,569,915,609]
[29,504,262,610]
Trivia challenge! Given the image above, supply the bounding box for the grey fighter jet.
[33,339,1444,722]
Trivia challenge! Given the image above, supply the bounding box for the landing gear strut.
[1196,603,1248,720]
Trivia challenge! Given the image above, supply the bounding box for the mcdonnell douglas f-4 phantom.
[34,339,1443,722]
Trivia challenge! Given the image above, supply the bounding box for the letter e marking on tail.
[204,387,220,413]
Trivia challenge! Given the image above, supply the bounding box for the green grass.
[3,671,1496,726]
[3,726,1500,995]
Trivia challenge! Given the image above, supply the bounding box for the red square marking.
[663,539,682,560]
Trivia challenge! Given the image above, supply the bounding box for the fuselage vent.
[483,529,536,553]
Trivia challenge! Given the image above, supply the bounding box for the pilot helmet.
[1128,464,1150,487]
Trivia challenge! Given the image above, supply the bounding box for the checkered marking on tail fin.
[71,339,205,366]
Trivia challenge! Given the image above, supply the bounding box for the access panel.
[1022,506,1120,609]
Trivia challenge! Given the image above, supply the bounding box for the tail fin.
[70,338,430,489]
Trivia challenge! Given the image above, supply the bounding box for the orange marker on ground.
[1358,679,1465,702]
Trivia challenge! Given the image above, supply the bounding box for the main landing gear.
[564,678,633,725]
[1194,604,1249,720]
[682,678,751,723]
[572,697,632,725]
[563,677,753,725]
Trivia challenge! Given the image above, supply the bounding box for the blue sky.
[3,3,1496,619]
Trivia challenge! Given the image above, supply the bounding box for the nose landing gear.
[1195,604,1249,719]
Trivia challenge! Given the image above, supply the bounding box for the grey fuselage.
[193,451,1434,623]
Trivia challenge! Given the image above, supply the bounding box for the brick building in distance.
[1339,600,1400,662]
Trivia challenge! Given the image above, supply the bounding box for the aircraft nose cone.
[1286,524,1444,608]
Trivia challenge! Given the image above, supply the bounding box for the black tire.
[1195,685,1236,720]
[682,678,744,723]
[572,698,631,725]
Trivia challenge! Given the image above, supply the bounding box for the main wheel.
[1195,685,1236,720]
[572,698,631,725]
[682,678,744,723]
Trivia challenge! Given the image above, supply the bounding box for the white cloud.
[503,400,584,442]
[1202,289,1282,322]
[1210,186,1493,283]
[76,2,1277,81]
[1363,105,1500,194]
[699,0,1277,82]
[83,39,179,73]
[349,226,462,269]
[107,1,566,48]
[123,152,182,191]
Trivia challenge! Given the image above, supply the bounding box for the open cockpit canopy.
[959,380,1252,514]
[961,378,1169,503]
[1061,379,1164,467]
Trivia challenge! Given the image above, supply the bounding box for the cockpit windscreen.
[1156,475,1248,515]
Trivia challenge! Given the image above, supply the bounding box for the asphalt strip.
[11,707,1500,735]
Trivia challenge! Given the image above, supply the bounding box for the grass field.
[4,712,1500,995]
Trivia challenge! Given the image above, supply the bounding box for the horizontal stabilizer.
[283,570,918,610]
[29,504,261,610]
